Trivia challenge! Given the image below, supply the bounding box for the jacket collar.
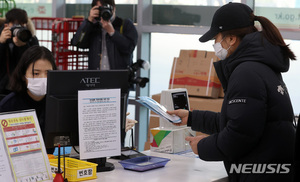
[214,60,228,93]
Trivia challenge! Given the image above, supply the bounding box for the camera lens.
[15,29,32,42]
[98,5,113,21]
[12,26,32,42]
[101,10,112,21]
[132,77,149,88]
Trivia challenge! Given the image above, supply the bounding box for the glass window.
[115,0,137,4]
[15,0,52,17]
[152,0,241,5]
[15,0,51,2]
[152,0,246,26]
[66,0,137,3]
[66,0,137,22]
[255,0,299,7]
[255,0,300,30]
[66,0,90,3]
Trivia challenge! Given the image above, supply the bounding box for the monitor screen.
[44,70,129,149]
[171,91,189,110]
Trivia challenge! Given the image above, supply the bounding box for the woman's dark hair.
[5,8,28,24]
[9,46,57,93]
[221,13,296,61]
[91,0,115,7]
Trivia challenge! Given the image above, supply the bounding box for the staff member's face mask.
[25,59,53,99]
[27,78,47,96]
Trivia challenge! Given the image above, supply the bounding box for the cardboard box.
[219,87,224,98]
[169,57,189,89]
[151,93,161,103]
[144,141,151,151]
[169,50,221,98]
[150,127,191,153]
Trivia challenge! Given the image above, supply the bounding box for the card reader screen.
[172,91,189,110]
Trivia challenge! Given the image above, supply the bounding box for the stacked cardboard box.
[169,50,222,98]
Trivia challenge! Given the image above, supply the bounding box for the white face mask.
[213,38,231,60]
[27,78,47,96]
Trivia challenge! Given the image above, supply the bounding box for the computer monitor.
[44,70,129,171]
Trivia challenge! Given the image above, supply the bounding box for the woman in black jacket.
[168,3,296,182]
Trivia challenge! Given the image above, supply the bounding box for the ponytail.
[254,15,296,60]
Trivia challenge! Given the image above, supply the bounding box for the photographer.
[71,0,138,71]
[0,8,39,95]
[71,0,138,146]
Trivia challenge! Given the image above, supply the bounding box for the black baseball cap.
[199,2,254,42]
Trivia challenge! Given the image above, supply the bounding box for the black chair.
[0,94,7,103]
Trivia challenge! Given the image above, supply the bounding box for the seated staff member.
[0,45,137,153]
[0,46,57,145]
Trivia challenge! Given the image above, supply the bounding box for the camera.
[128,59,150,88]
[11,25,32,42]
[98,4,113,21]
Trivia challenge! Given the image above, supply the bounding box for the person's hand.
[185,135,208,155]
[125,112,138,132]
[88,5,100,22]
[100,18,115,35]
[13,36,26,47]
[167,109,189,126]
[0,24,11,44]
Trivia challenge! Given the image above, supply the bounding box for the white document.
[136,96,181,123]
[78,89,121,159]
[0,132,14,182]
[0,110,52,182]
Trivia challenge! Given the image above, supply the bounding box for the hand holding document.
[136,96,181,123]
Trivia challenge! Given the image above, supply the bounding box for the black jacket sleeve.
[71,19,95,48]
[188,110,221,134]
[110,18,138,55]
[29,36,39,46]
[0,26,7,70]
[194,66,268,161]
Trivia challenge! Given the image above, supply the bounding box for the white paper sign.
[0,110,52,182]
[78,89,121,159]
[0,132,14,182]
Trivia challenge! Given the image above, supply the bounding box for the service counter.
[86,150,228,182]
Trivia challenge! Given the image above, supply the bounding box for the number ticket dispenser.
[150,88,196,153]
